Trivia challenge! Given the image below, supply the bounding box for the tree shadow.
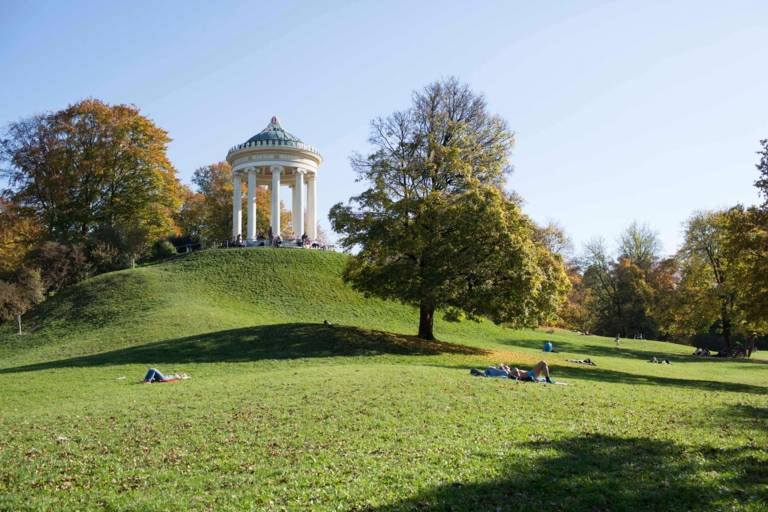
[733,356,768,365]
[501,337,765,365]
[718,403,768,427]
[0,323,487,374]
[552,364,767,395]
[364,434,766,511]
[428,360,767,395]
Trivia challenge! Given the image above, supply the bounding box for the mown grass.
[0,249,765,511]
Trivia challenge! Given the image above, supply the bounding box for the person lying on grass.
[567,358,596,366]
[473,364,512,377]
[470,360,553,383]
[142,368,190,383]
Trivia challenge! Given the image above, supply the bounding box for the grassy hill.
[0,249,765,511]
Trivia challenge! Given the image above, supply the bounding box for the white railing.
[227,139,321,155]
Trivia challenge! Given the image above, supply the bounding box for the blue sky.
[2,0,766,254]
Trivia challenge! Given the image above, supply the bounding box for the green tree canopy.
[674,210,745,351]
[733,139,768,333]
[330,78,569,339]
[723,206,768,334]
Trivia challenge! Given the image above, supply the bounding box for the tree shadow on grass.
[501,337,766,366]
[718,403,768,428]
[0,323,488,374]
[430,360,767,395]
[552,364,767,395]
[365,434,766,512]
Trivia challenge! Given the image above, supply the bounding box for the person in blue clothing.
[142,368,189,383]
[470,361,553,383]
[507,360,552,383]
[484,365,512,377]
[470,365,509,377]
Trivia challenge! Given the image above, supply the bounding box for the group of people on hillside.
[229,230,321,249]
[692,347,711,357]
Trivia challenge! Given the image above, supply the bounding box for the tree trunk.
[721,301,732,354]
[418,301,435,340]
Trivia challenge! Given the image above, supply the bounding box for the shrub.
[24,241,91,295]
[0,280,26,323]
[0,269,43,323]
[16,267,43,306]
[87,240,121,274]
[151,240,177,260]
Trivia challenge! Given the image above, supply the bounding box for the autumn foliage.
[0,99,183,317]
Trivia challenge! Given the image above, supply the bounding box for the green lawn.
[0,249,765,511]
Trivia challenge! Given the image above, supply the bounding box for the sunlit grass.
[0,249,765,511]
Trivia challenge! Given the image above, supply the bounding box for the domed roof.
[246,116,302,144]
[227,115,321,158]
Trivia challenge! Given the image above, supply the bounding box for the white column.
[290,184,297,236]
[232,172,242,239]
[271,166,282,237]
[293,170,304,237]
[306,173,317,240]
[246,169,256,242]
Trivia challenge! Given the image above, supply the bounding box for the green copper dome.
[246,116,302,144]
[227,116,321,156]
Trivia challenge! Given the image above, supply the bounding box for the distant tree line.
[557,140,768,353]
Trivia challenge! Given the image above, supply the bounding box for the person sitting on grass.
[142,368,189,383]
[470,361,553,383]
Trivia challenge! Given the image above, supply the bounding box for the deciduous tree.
[577,225,668,339]
[190,161,291,242]
[723,205,768,333]
[556,263,595,333]
[0,198,41,276]
[619,221,661,272]
[676,210,740,351]
[23,241,91,295]
[0,99,181,260]
[175,185,206,243]
[330,78,568,340]
[0,267,43,323]
[755,138,768,207]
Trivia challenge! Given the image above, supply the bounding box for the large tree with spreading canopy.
[330,78,569,340]
[0,99,181,256]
